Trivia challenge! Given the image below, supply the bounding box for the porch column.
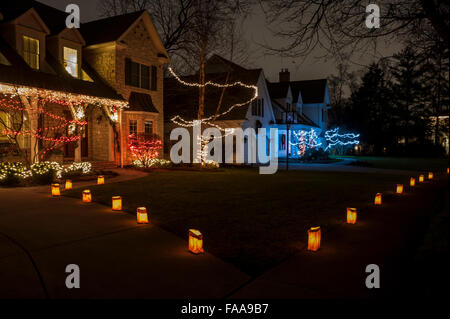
[20,96,39,163]
[74,138,82,162]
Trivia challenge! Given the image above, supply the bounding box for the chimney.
[279,68,290,82]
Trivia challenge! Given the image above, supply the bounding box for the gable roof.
[0,35,124,101]
[81,10,146,46]
[0,0,69,35]
[271,99,318,127]
[205,54,249,74]
[290,79,327,104]
[266,81,290,99]
[164,69,262,122]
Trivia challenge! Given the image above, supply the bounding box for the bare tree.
[259,0,449,58]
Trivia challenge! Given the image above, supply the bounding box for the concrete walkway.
[0,169,249,298]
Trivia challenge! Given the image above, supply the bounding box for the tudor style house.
[267,69,330,158]
[164,55,330,162]
[0,1,168,166]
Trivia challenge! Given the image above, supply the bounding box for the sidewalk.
[0,169,447,298]
[230,177,448,298]
[0,169,250,298]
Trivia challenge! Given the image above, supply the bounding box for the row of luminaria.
[50,175,204,255]
[307,170,444,252]
[51,170,447,254]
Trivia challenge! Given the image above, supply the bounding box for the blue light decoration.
[288,127,359,157]
[289,129,322,156]
[324,127,360,151]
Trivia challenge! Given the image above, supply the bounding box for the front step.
[90,161,118,171]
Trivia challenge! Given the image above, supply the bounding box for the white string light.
[168,66,259,163]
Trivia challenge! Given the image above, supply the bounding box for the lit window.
[64,47,78,78]
[144,121,153,135]
[0,52,11,66]
[81,69,93,82]
[23,36,39,70]
[129,120,137,135]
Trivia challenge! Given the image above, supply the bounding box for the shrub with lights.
[128,133,163,168]
[201,160,220,169]
[0,162,30,186]
[132,158,172,169]
[0,161,92,186]
[30,161,63,184]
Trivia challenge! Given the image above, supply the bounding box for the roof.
[164,69,262,122]
[81,10,146,45]
[290,79,327,104]
[271,99,318,127]
[205,54,249,74]
[129,92,159,113]
[266,82,290,99]
[0,35,124,101]
[0,0,69,34]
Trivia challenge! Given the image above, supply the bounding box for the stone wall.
[87,107,112,162]
[83,18,166,165]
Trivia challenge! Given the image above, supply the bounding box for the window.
[64,47,78,78]
[144,121,153,135]
[279,134,286,150]
[251,99,264,117]
[23,36,39,70]
[125,58,153,90]
[81,69,93,82]
[0,52,11,66]
[151,66,157,91]
[129,120,137,135]
[141,65,150,90]
[286,103,291,112]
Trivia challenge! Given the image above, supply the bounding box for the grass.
[331,155,449,171]
[65,167,410,276]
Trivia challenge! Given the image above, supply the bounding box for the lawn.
[65,168,408,276]
[332,155,449,171]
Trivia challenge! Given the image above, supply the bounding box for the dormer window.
[23,36,39,70]
[64,47,78,78]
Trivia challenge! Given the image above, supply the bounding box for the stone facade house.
[0,1,168,166]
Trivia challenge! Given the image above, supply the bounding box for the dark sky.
[37,0,401,83]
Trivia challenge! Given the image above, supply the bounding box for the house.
[164,54,276,163]
[267,69,330,158]
[0,1,169,166]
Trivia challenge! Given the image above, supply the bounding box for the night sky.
[37,0,401,83]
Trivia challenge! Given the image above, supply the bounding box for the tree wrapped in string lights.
[0,92,87,165]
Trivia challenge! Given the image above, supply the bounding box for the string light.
[0,82,128,109]
[289,129,322,156]
[167,66,258,127]
[128,134,163,168]
[325,127,360,151]
[168,66,259,163]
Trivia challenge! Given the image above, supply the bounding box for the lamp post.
[285,108,295,171]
